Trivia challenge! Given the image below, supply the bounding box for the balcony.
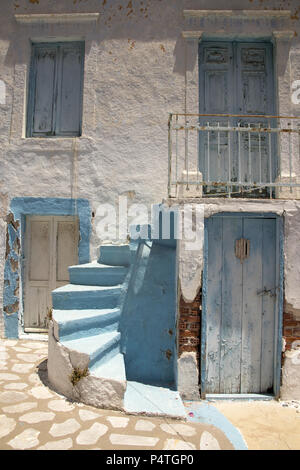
[168,113,300,199]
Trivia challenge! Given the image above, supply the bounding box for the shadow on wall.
[120,236,177,389]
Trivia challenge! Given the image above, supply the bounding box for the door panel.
[32,46,57,135]
[56,220,79,283]
[29,220,50,282]
[241,218,264,393]
[24,215,79,331]
[220,217,243,394]
[205,216,277,394]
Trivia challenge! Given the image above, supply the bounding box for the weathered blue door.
[205,216,277,394]
[199,41,276,195]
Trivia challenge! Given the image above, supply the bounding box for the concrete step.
[124,381,187,419]
[69,261,128,286]
[61,331,121,368]
[98,244,131,267]
[52,308,121,341]
[90,352,126,382]
[52,284,122,310]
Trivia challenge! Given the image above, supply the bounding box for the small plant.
[47,307,53,321]
[70,367,89,386]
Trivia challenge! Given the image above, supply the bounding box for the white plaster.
[0,80,5,105]
[178,352,201,401]
[280,349,300,400]
[47,323,126,409]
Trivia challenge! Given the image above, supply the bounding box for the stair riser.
[69,268,127,286]
[59,321,120,342]
[98,245,131,267]
[89,341,121,369]
[52,290,121,310]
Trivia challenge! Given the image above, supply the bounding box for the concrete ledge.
[183,10,291,19]
[15,13,99,24]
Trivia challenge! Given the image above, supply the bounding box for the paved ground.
[1,338,299,451]
[214,400,300,450]
[0,339,234,450]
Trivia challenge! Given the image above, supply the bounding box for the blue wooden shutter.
[236,43,276,186]
[56,43,84,136]
[29,45,57,136]
[199,42,233,185]
[27,42,84,137]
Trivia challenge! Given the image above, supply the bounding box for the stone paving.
[0,339,234,450]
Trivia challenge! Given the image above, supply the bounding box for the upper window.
[27,42,84,138]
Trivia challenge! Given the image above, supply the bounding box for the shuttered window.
[27,42,84,137]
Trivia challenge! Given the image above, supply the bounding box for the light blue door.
[205,216,277,394]
[199,41,276,196]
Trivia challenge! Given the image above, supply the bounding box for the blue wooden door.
[205,216,277,394]
[199,41,276,195]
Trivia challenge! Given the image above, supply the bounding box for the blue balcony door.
[204,216,278,395]
[199,41,276,196]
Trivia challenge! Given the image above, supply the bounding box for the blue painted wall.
[120,217,178,388]
[3,197,91,338]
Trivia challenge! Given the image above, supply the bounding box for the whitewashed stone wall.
[0,0,300,397]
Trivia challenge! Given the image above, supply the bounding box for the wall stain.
[165,349,172,360]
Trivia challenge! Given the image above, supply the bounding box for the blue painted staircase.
[50,245,130,408]
[48,237,186,418]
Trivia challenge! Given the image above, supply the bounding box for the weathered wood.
[199,41,275,188]
[28,42,84,137]
[24,216,79,330]
[206,216,223,393]
[205,216,277,394]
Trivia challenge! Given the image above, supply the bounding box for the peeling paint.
[3,198,91,338]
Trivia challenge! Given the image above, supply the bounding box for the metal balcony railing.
[168,113,300,199]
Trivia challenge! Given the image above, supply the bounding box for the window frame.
[26,41,85,138]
